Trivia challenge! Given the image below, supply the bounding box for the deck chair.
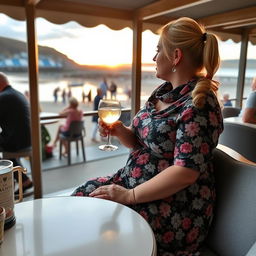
[59,121,86,165]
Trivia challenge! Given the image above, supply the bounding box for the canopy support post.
[131,17,142,118]
[25,2,42,198]
[236,30,249,108]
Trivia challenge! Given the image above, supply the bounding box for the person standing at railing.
[72,17,223,256]
[241,77,256,124]
[0,72,33,194]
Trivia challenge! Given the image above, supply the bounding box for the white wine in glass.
[98,99,121,151]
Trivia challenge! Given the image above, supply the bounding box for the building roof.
[1,0,256,43]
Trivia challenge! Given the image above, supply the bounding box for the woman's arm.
[59,107,71,116]
[99,120,139,149]
[242,108,256,124]
[89,165,199,204]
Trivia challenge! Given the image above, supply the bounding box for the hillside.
[0,36,80,70]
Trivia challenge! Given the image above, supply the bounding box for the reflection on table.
[0,197,157,256]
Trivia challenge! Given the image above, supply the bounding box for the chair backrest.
[222,107,241,118]
[69,121,85,138]
[218,122,256,162]
[205,148,256,256]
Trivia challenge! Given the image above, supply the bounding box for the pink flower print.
[186,227,199,243]
[137,153,150,165]
[182,217,192,230]
[180,85,190,95]
[152,216,161,229]
[140,112,149,120]
[142,126,149,138]
[159,203,171,217]
[200,186,211,199]
[209,112,218,126]
[174,159,185,166]
[158,160,169,171]
[113,175,122,183]
[200,143,209,155]
[205,204,213,217]
[131,167,142,178]
[75,192,84,197]
[185,122,200,137]
[163,231,174,243]
[139,210,149,221]
[163,152,173,159]
[133,117,139,127]
[97,177,109,183]
[174,146,179,157]
[181,108,193,121]
[180,142,192,153]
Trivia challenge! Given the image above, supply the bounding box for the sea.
[5,67,256,106]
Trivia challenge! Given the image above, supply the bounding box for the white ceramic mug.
[0,206,6,244]
[0,160,26,230]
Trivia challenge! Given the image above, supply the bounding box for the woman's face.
[153,42,172,81]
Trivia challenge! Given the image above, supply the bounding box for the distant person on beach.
[0,72,33,195]
[99,78,108,98]
[222,93,232,107]
[67,87,72,100]
[52,97,83,156]
[61,88,66,104]
[91,88,103,143]
[82,90,86,103]
[72,17,223,255]
[53,87,60,103]
[109,81,117,99]
[241,77,256,124]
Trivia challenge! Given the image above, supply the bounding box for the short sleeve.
[245,92,256,108]
[173,97,223,173]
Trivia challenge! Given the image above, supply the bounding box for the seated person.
[242,77,256,124]
[71,17,223,255]
[53,97,83,156]
[0,72,33,194]
[222,93,232,107]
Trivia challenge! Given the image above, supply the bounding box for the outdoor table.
[224,116,256,128]
[0,197,157,256]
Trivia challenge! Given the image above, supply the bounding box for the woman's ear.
[173,48,183,66]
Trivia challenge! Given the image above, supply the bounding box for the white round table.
[0,197,157,256]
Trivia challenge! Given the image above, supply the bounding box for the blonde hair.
[69,97,79,108]
[160,17,220,108]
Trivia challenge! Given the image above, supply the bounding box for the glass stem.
[107,132,111,145]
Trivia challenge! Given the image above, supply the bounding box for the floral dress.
[72,80,223,256]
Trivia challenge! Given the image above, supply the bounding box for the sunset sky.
[0,14,255,67]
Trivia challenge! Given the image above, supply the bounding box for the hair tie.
[202,32,207,42]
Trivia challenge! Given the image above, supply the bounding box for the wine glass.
[98,99,121,151]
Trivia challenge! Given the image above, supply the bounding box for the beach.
[5,70,255,151]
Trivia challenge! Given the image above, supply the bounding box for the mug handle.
[13,166,27,203]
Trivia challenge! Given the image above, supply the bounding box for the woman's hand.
[98,119,123,137]
[89,184,134,205]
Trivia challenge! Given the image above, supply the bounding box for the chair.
[1,146,32,170]
[59,121,86,165]
[218,121,256,162]
[222,107,241,118]
[200,148,256,256]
